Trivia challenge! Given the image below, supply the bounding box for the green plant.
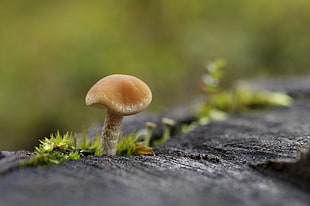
[116,121,157,155]
[21,123,157,167]
[75,131,102,156]
[199,59,291,117]
[116,133,154,156]
[20,131,102,167]
[182,59,292,133]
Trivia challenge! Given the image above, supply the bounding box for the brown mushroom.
[85,74,152,155]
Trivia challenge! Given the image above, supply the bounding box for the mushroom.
[153,117,175,146]
[144,121,157,147]
[85,74,152,155]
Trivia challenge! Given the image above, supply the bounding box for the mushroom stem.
[101,110,123,155]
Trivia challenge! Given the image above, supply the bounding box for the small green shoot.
[35,131,74,153]
[75,131,102,156]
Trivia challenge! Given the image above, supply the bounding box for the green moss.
[197,59,292,120]
[182,59,292,133]
[116,132,155,156]
[117,133,140,156]
[21,126,156,167]
[20,131,101,167]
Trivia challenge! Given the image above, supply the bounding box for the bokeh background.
[1,0,310,150]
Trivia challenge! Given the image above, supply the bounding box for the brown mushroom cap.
[85,74,152,115]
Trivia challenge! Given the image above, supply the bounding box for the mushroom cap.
[85,74,152,115]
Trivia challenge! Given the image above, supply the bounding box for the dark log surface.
[0,77,309,206]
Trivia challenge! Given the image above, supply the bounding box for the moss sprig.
[117,132,155,156]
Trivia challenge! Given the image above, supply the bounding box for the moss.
[197,59,292,121]
[21,126,156,167]
[20,131,100,167]
[116,133,154,156]
[182,59,292,133]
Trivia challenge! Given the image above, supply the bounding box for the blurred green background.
[1,0,309,150]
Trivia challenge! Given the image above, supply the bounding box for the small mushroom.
[85,74,152,155]
[144,122,157,147]
[153,117,175,146]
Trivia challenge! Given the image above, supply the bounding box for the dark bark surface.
[0,78,310,206]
